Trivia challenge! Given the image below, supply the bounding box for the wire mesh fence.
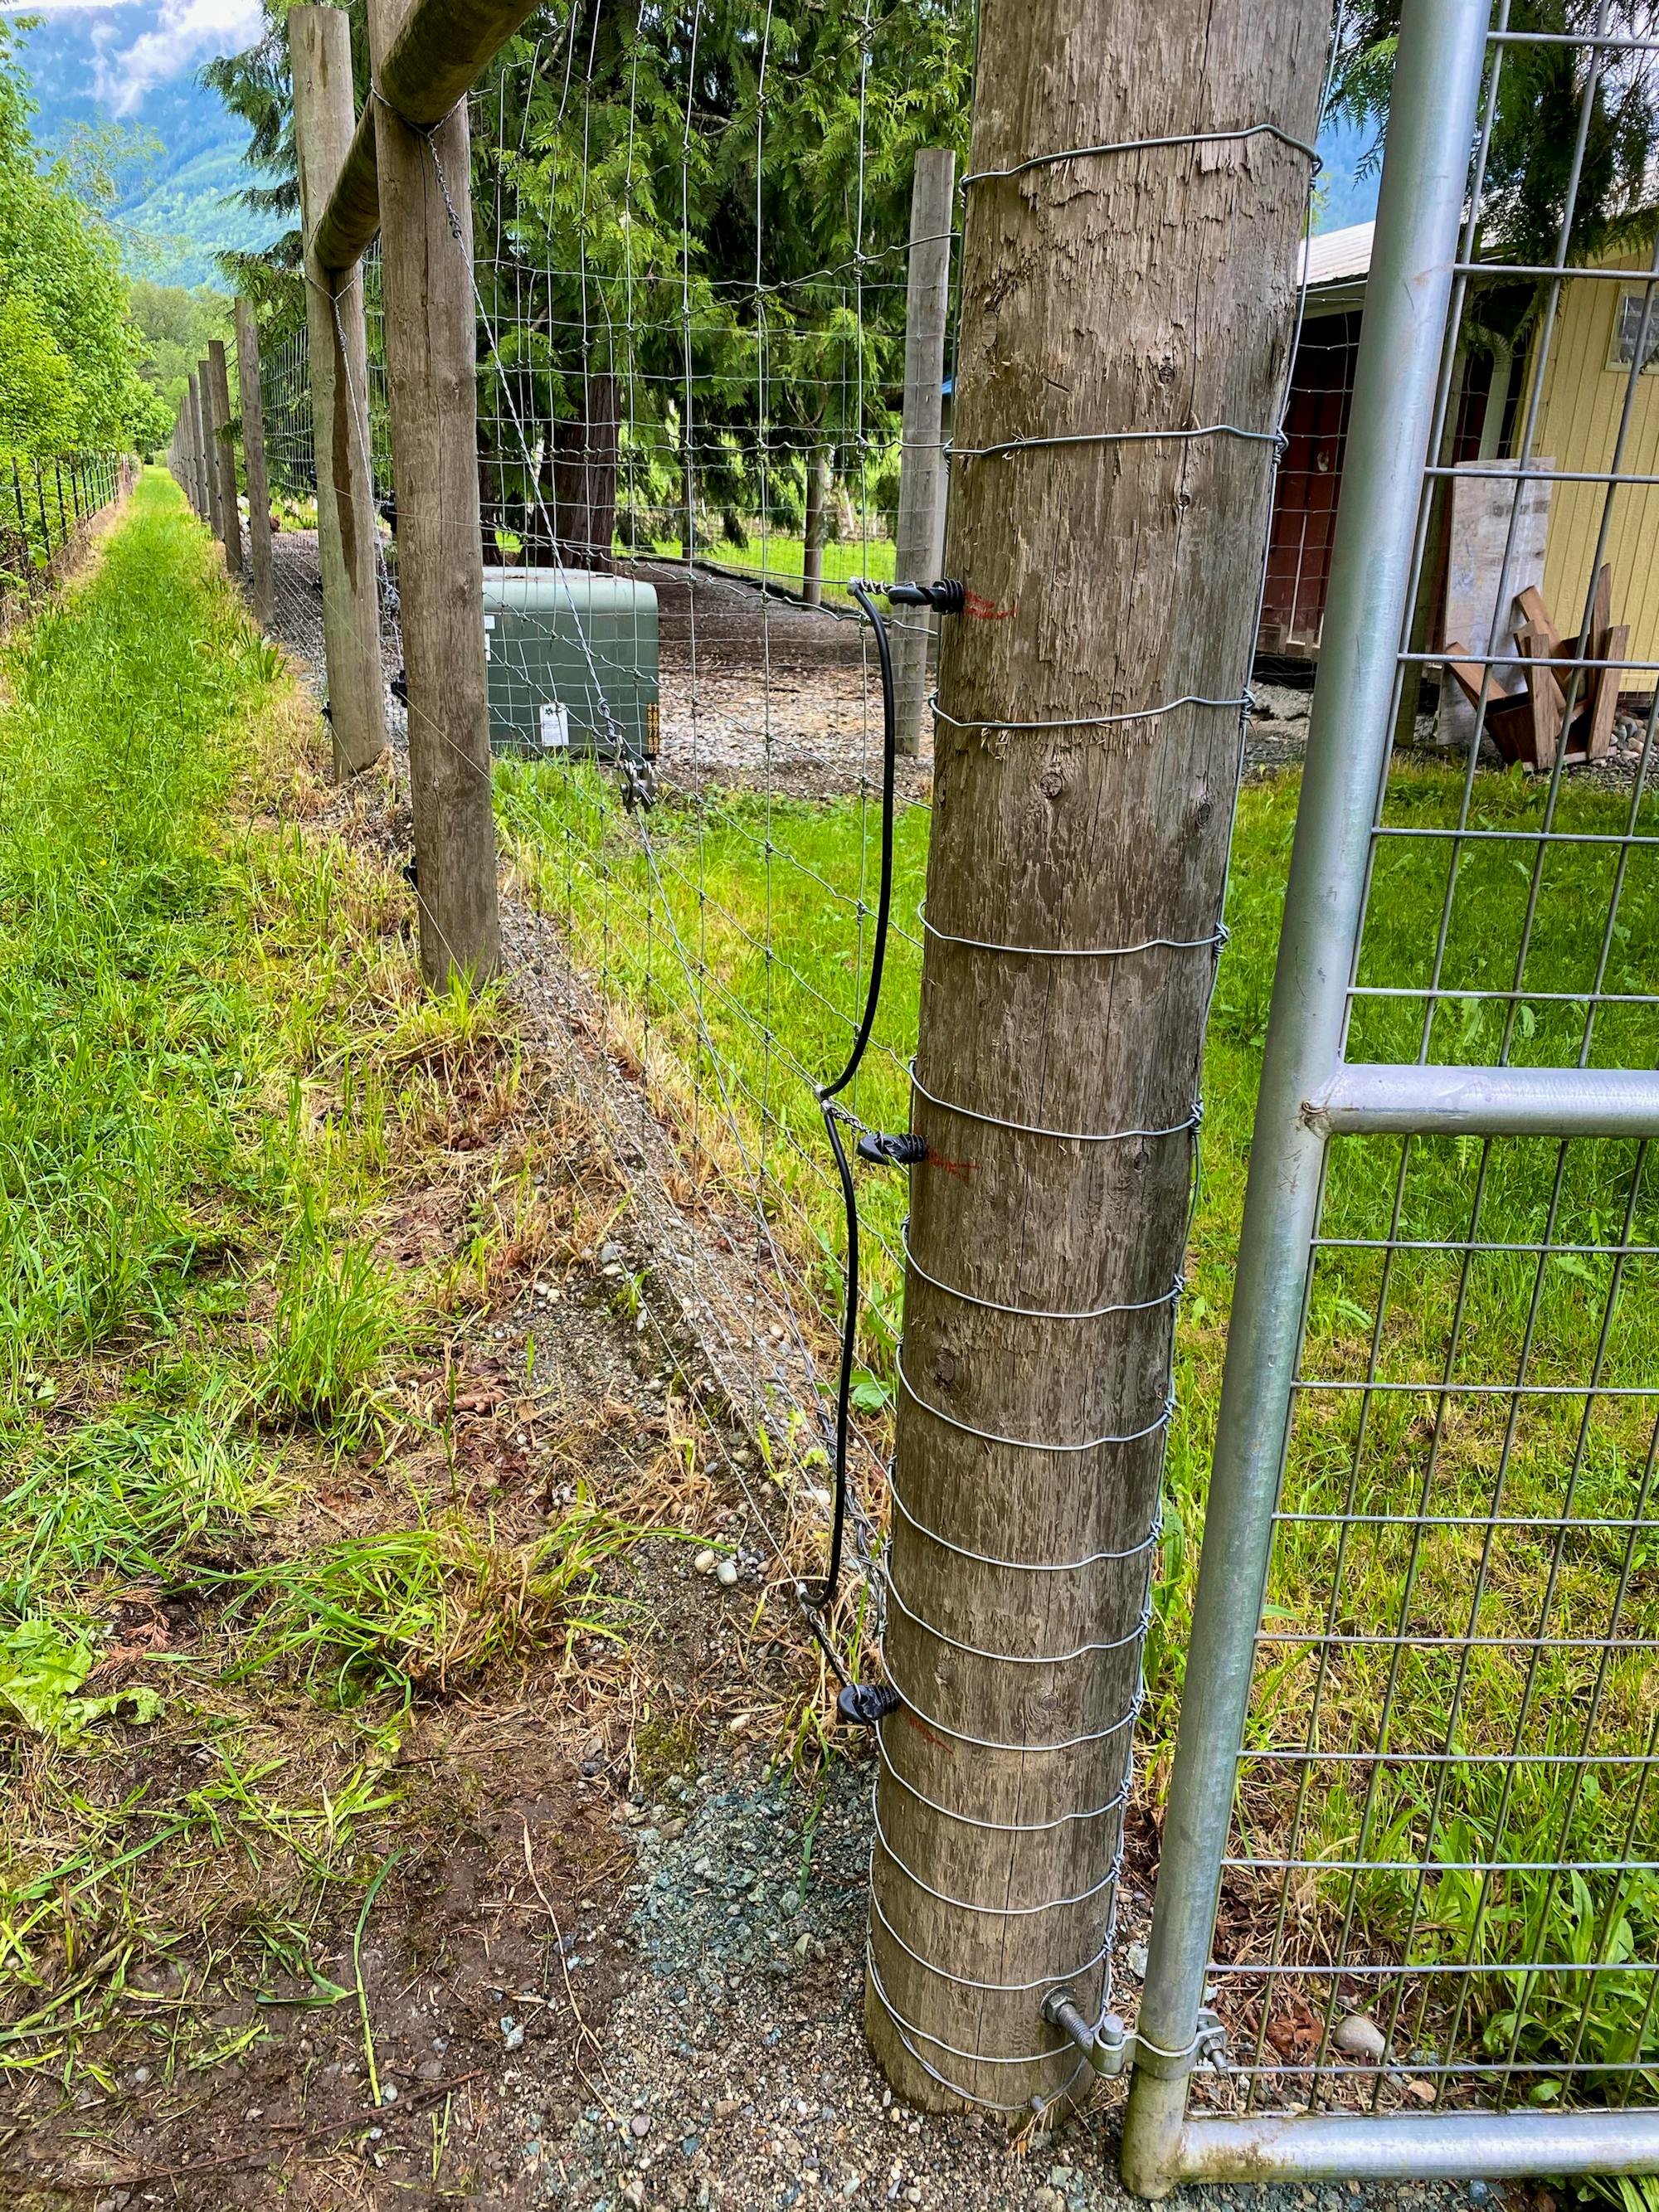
[206,0,1659,2161]
[0,454,126,607]
[242,7,977,1717]
[1177,3,1659,2140]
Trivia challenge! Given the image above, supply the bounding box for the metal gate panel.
[1122,0,1659,2190]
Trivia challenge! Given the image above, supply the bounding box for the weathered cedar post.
[236,299,276,627]
[363,0,500,988]
[207,338,245,576]
[891,148,955,758]
[864,0,1331,2117]
[197,356,226,542]
[187,372,210,521]
[289,5,387,779]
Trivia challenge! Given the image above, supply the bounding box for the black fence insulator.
[837,1682,902,1726]
[321,698,333,724]
[884,577,965,614]
[856,1130,930,1168]
[391,668,409,708]
[402,858,418,891]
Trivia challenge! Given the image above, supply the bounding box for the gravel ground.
[483,1755,1496,2212]
[265,527,1657,805]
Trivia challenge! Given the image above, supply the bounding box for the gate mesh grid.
[1205,7,1659,2121]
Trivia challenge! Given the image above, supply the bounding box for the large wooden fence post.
[187,372,210,522]
[864,0,1331,2118]
[236,299,275,627]
[207,338,245,576]
[364,0,500,988]
[197,356,226,542]
[289,5,388,780]
[891,147,955,758]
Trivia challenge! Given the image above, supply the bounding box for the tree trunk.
[864,0,1332,2121]
[549,367,620,569]
[801,447,830,606]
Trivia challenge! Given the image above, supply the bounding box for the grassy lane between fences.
[0,473,760,2200]
[11,462,1659,2174]
[499,727,1659,2100]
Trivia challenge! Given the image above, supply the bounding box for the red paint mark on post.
[964,589,1018,621]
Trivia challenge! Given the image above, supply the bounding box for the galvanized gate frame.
[1119,0,1659,2190]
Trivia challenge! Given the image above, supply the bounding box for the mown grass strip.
[0,474,649,2100]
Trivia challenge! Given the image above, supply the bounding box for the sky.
[0,0,1382,239]
[0,0,264,115]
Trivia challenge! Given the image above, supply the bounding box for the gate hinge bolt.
[1041,1991,1228,2080]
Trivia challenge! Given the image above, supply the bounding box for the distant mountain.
[9,5,280,289]
[9,3,1374,289]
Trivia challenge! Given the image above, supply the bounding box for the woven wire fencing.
[236,2,1412,1779]
[475,13,960,1680]
[0,454,126,605]
[244,8,976,1719]
[256,277,401,708]
[1199,7,1659,2127]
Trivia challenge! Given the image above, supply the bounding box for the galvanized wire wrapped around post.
[863,0,1331,2119]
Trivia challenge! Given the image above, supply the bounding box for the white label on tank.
[539,702,570,751]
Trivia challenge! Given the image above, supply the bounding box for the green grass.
[0,474,649,2095]
[499,746,1659,2096]
[625,525,897,593]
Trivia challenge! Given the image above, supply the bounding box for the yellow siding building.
[1521,253,1659,673]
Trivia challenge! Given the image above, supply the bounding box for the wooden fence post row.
[290,4,388,785]
[236,301,276,629]
[287,0,504,987]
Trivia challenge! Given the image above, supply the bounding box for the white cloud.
[0,2,135,13]
[91,0,265,111]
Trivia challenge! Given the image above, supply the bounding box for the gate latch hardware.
[1041,1990,1228,2080]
